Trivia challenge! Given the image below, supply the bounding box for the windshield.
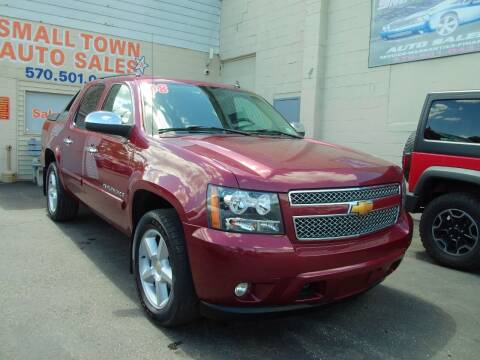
[141,82,299,137]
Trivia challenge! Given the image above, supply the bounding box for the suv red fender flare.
[408,166,480,212]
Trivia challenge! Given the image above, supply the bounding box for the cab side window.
[425,99,480,144]
[74,85,105,128]
[102,84,134,125]
[57,91,79,121]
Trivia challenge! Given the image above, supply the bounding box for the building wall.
[322,0,480,164]
[0,0,220,53]
[219,0,307,106]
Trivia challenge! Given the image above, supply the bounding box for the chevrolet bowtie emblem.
[350,201,373,216]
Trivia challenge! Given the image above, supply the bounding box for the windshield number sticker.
[156,84,169,94]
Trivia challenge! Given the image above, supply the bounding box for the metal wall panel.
[0,0,220,53]
[220,55,257,92]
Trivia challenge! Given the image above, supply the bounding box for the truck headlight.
[207,185,284,234]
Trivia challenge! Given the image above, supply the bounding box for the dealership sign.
[0,17,150,84]
[369,0,480,67]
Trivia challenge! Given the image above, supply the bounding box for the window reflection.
[425,99,480,144]
[103,84,134,125]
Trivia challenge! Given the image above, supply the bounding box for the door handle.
[86,146,98,154]
[63,137,73,145]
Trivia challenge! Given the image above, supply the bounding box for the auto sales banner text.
[369,0,480,67]
[0,17,150,85]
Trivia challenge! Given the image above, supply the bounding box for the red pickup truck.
[41,75,412,326]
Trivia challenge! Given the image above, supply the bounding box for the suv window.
[74,85,105,128]
[102,84,134,125]
[57,91,79,121]
[425,99,480,144]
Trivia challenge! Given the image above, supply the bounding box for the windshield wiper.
[248,129,302,139]
[158,126,252,136]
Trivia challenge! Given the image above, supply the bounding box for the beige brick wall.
[322,0,480,164]
[220,0,309,111]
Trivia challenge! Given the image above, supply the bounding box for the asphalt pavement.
[0,182,479,360]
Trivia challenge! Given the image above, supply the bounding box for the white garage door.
[220,55,256,92]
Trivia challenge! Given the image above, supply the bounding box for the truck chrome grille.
[289,184,400,206]
[293,206,399,241]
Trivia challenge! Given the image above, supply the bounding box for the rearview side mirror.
[85,111,133,137]
[290,122,305,137]
[47,112,60,121]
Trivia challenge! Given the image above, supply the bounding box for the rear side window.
[102,84,134,125]
[425,99,480,144]
[57,91,79,121]
[74,85,105,128]
[64,91,79,112]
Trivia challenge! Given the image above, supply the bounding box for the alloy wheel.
[48,171,58,213]
[432,209,479,256]
[437,14,458,36]
[138,229,173,309]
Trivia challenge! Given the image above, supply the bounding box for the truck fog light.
[234,282,250,297]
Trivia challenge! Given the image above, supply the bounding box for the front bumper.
[184,211,413,310]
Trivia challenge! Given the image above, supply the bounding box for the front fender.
[127,165,238,231]
[126,169,238,274]
[128,178,187,224]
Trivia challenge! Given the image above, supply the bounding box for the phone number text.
[25,67,97,84]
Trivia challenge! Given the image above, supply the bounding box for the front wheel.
[46,162,78,221]
[133,209,198,326]
[420,193,480,270]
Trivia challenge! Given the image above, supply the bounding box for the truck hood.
[176,135,402,192]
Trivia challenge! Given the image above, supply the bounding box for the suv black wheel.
[46,162,79,221]
[420,193,480,270]
[133,209,198,326]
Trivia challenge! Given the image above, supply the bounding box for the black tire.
[133,209,198,326]
[46,162,79,221]
[403,131,416,156]
[420,193,480,270]
[402,131,416,180]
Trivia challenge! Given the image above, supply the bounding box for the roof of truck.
[95,74,242,91]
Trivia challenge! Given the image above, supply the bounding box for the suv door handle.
[63,137,73,145]
[86,146,98,154]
